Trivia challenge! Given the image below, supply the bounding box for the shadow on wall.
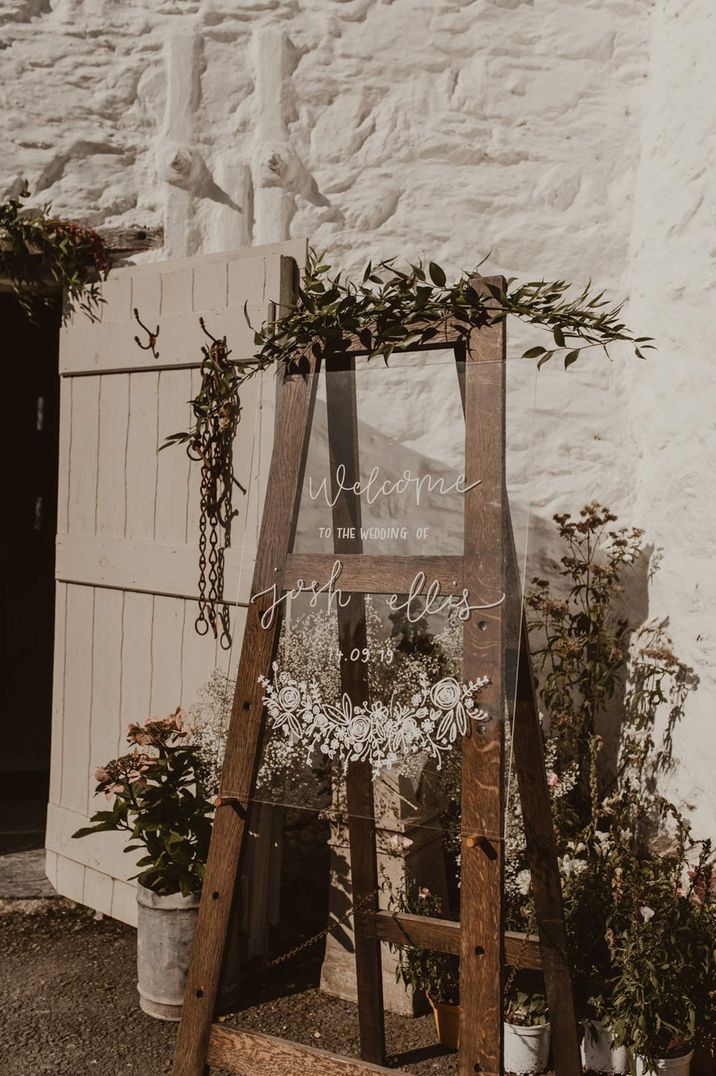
[525,509,700,794]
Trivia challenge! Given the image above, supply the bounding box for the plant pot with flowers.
[504,986,551,1075]
[0,182,108,321]
[73,708,213,1021]
[391,884,460,1050]
[600,817,716,1076]
[558,823,629,1075]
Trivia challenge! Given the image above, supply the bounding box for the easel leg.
[510,614,582,1076]
[172,803,250,1076]
[172,348,322,1076]
[460,346,505,1076]
[345,758,386,1065]
[506,511,580,1075]
[325,355,387,1065]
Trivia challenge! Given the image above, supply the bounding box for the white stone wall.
[3,0,713,837]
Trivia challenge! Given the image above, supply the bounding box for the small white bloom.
[516,869,531,896]
[640,906,655,923]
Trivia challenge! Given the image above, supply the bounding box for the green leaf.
[564,350,580,369]
[428,262,446,287]
[553,326,566,348]
[523,346,548,358]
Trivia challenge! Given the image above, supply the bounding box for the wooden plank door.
[45,240,305,923]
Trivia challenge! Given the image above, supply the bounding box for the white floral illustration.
[259,667,490,777]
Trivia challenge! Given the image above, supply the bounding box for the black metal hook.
[133,307,160,359]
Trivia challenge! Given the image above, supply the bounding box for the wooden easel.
[171,275,581,1076]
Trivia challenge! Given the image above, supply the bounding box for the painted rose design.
[277,685,301,712]
[347,715,371,743]
[430,678,462,710]
[259,663,489,777]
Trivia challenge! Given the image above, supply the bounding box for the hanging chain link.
[189,318,245,649]
[258,885,381,973]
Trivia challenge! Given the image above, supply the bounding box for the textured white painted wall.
[2,0,712,836]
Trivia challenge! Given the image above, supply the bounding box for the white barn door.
[45,240,305,924]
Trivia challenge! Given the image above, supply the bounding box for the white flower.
[258,665,487,778]
[430,677,461,710]
[560,853,587,879]
[389,713,421,753]
[640,906,655,923]
[277,684,301,712]
[347,714,371,743]
[594,831,612,855]
[516,870,531,896]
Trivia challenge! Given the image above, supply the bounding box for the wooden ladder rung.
[282,554,465,595]
[207,1024,403,1075]
[371,911,542,970]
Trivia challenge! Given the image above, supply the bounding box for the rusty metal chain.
[188,318,244,649]
[260,885,381,973]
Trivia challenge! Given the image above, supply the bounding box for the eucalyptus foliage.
[166,247,651,452]
[0,182,108,321]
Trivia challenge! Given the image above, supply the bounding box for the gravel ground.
[0,898,458,1076]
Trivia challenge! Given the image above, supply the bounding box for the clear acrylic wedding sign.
[251,349,523,819]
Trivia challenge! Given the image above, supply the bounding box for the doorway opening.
[0,293,61,855]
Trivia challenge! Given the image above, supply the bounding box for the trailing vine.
[0,182,108,321]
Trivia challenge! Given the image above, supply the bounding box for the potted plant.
[391,884,460,1049]
[73,708,213,1020]
[601,823,716,1076]
[559,822,629,1075]
[0,181,107,320]
[504,986,551,1075]
[580,1016,630,1076]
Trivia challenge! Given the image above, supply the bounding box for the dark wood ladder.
[171,272,580,1076]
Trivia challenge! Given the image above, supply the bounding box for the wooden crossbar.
[314,318,464,357]
[371,912,542,970]
[207,1025,400,1075]
[283,553,465,594]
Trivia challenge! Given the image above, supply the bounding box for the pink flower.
[688,865,715,905]
[94,766,110,783]
[548,772,560,788]
[127,723,152,746]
